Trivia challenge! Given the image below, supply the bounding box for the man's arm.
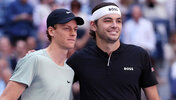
[72,81,80,95]
[143,85,160,100]
[0,81,26,100]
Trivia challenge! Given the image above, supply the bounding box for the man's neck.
[96,40,120,55]
[46,43,68,66]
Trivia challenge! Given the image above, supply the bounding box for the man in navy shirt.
[67,2,160,100]
[6,0,33,46]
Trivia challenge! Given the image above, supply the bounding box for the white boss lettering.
[124,67,134,71]
[108,8,118,11]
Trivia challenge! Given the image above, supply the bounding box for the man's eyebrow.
[62,24,78,29]
[103,17,112,20]
[62,24,71,27]
[117,17,122,20]
[103,17,122,20]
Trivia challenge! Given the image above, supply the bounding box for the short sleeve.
[10,55,38,87]
[139,51,158,88]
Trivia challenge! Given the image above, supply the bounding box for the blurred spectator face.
[26,37,37,50]
[120,0,132,6]
[0,37,12,55]
[15,40,28,57]
[49,1,59,10]
[47,0,55,6]
[21,0,28,4]
[71,0,81,13]
[132,5,142,21]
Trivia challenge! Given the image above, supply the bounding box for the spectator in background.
[0,57,12,95]
[142,0,168,21]
[14,40,28,59]
[142,0,169,69]
[37,22,50,49]
[0,0,15,35]
[142,0,169,37]
[36,0,60,49]
[6,0,34,46]
[164,32,176,100]
[165,0,176,32]
[67,0,92,57]
[0,36,13,58]
[33,0,51,28]
[122,4,156,55]
[26,36,37,50]
[10,40,28,71]
[164,32,176,69]
[33,0,60,28]
[71,0,89,36]
[115,0,134,22]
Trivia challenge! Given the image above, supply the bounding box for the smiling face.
[91,13,122,44]
[48,20,78,50]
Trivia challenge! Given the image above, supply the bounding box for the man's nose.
[111,21,117,28]
[70,29,77,36]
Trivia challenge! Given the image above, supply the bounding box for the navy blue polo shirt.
[67,43,158,100]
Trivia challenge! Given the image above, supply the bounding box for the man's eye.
[74,28,78,31]
[104,20,111,22]
[64,27,70,30]
[117,20,122,23]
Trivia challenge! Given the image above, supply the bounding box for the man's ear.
[90,21,97,31]
[48,26,54,37]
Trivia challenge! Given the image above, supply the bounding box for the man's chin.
[106,37,119,43]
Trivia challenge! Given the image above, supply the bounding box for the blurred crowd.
[0,0,175,100]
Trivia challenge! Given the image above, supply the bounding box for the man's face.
[93,14,122,43]
[132,6,142,21]
[50,20,78,49]
[16,40,28,55]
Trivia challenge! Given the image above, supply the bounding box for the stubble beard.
[97,31,119,44]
